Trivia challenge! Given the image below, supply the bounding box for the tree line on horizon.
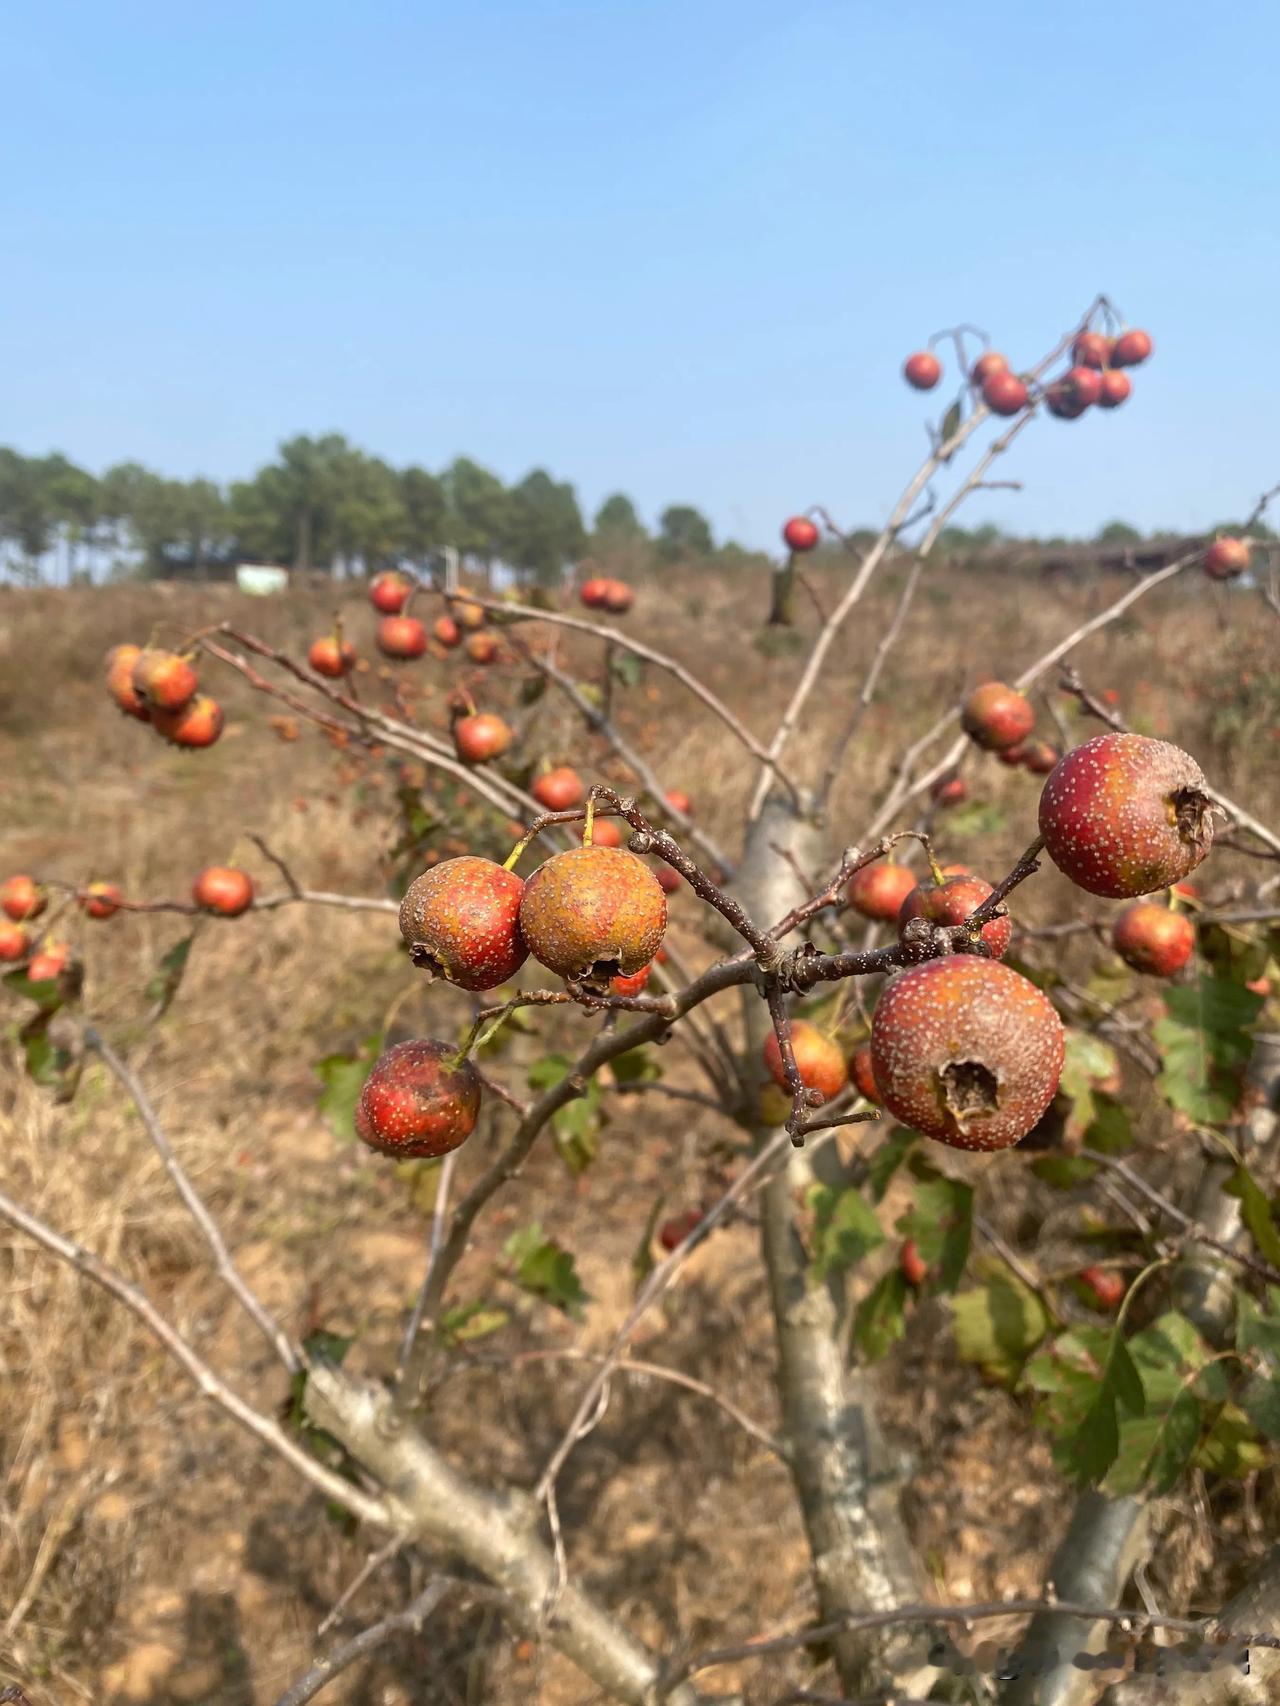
[0,435,1260,588]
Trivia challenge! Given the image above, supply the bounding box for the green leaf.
[631,1193,666,1292]
[527,1054,605,1173]
[144,934,195,1020]
[866,1128,915,1203]
[4,967,64,1012]
[610,650,642,690]
[853,1268,908,1360]
[1225,1165,1280,1266]
[1103,1314,1216,1495]
[1237,1291,1280,1363]
[1060,1031,1120,1136]
[1066,1330,1146,1484]
[527,1052,573,1092]
[1032,1096,1132,1188]
[302,1328,352,1366]
[519,672,548,705]
[611,1045,662,1086]
[951,1265,1051,1385]
[504,1223,588,1316]
[898,1165,972,1291]
[315,1034,383,1143]
[806,1184,884,1285]
[1155,976,1263,1124]
[439,1301,509,1346]
[1241,1374,1280,1441]
[1195,1404,1269,1476]
[943,802,1006,840]
[940,398,963,443]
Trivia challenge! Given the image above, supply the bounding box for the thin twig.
[273,1579,451,1706]
[396,1148,460,1382]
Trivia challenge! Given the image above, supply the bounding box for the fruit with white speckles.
[518,845,666,991]
[763,1019,847,1103]
[898,872,1012,959]
[399,856,528,991]
[1,875,45,922]
[1038,733,1214,898]
[961,682,1035,752]
[356,1039,481,1159]
[870,957,1064,1151]
[192,866,254,916]
[454,713,512,764]
[849,1042,880,1104]
[846,862,918,922]
[1203,538,1250,581]
[531,767,586,812]
[1112,901,1195,977]
[106,643,152,720]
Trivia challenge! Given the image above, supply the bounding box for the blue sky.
[3,1,1277,547]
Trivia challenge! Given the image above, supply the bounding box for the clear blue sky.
[3,1,1277,548]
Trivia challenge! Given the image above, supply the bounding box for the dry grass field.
[1,556,1277,1704]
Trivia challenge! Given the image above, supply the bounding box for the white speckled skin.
[870,957,1064,1152]
[399,857,528,991]
[1038,733,1213,898]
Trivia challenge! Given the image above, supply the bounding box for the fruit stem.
[502,831,534,872]
[926,846,947,887]
[583,797,596,846]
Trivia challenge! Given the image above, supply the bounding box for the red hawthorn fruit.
[1097,370,1132,409]
[763,1019,848,1103]
[1112,901,1195,977]
[1,875,45,922]
[377,616,428,659]
[1111,329,1153,368]
[398,855,528,990]
[981,371,1029,416]
[369,571,410,614]
[1203,538,1251,581]
[433,615,462,648]
[1044,382,1088,421]
[664,788,692,817]
[932,775,968,807]
[27,940,71,984]
[658,1207,704,1252]
[654,863,682,895]
[782,516,820,552]
[903,351,942,390]
[518,845,666,990]
[611,963,653,997]
[192,865,254,917]
[308,636,356,677]
[971,351,1009,385]
[151,694,225,748]
[961,682,1035,751]
[998,742,1029,768]
[1020,739,1061,776]
[451,599,486,630]
[602,579,635,614]
[454,712,512,764]
[870,957,1065,1152]
[0,920,28,960]
[847,862,918,922]
[106,643,151,720]
[1062,365,1104,408]
[132,649,199,712]
[849,1042,880,1105]
[356,1038,482,1159]
[580,578,610,609]
[898,872,1012,959]
[1072,331,1113,369]
[589,818,623,848]
[1038,733,1215,897]
[465,631,499,665]
[1079,1265,1126,1310]
[80,880,123,920]
[532,766,586,812]
[900,1239,929,1288]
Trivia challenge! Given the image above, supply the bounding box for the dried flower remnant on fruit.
[357,1039,482,1159]
[399,856,528,991]
[1038,733,1215,897]
[518,845,666,991]
[870,957,1064,1152]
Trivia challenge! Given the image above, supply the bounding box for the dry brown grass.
[0,559,1277,1703]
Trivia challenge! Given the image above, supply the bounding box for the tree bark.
[734,794,934,1698]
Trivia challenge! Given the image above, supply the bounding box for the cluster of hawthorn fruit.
[904,325,1153,420]
[104,641,225,747]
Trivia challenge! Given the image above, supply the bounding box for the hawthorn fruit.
[1203,538,1250,581]
[377,616,428,659]
[1112,901,1195,977]
[152,694,225,748]
[763,1019,847,1102]
[369,572,410,614]
[847,862,918,922]
[1,876,44,922]
[961,682,1035,751]
[849,1042,880,1105]
[454,712,512,764]
[981,371,1029,416]
[80,881,123,920]
[898,872,1012,959]
[903,351,942,390]
[518,845,666,990]
[308,636,356,677]
[106,643,151,720]
[1111,329,1153,367]
[132,649,199,712]
[399,856,528,991]
[531,767,585,812]
[192,866,254,916]
[782,516,820,552]
[356,1039,481,1159]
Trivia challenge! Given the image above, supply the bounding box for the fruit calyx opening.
[939,1059,1000,1132]
[1171,786,1215,850]
[408,944,444,980]
[575,957,623,994]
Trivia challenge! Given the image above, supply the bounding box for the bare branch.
[273,1579,452,1706]
[83,1027,300,1376]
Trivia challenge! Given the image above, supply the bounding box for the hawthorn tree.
[7,297,1280,1706]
